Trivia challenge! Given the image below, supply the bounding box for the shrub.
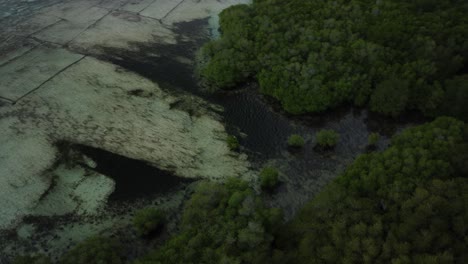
[226,135,240,151]
[368,132,380,147]
[315,130,339,149]
[133,207,165,236]
[287,134,305,148]
[61,236,122,264]
[260,167,280,191]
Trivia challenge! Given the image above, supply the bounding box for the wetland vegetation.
[5,0,468,263]
[15,118,468,263]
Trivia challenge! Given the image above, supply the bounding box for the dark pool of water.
[73,144,192,202]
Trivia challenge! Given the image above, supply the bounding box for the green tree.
[260,167,280,191]
[315,129,340,149]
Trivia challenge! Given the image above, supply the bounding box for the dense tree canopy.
[200,0,468,117]
[283,117,468,263]
[135,178,283,264]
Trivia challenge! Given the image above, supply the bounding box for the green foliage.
[315,130,339,149]
[368,132,380,147]
[60,236,123,264]
[12,255,51,264]
[285,117,468,263]
[135,178,283,264]
[226,135,240,151]
[133,207,165,236]
[199,0,468,117]
[260,167,280,191]
[287,134,305,148]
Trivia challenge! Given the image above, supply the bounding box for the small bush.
[315,130,339,149]
[288,134,305,148]
[260,167,280,191]
[133,208,165,236]
[226,135,240,151]
[61,236,122,264]
[368,132,380,147]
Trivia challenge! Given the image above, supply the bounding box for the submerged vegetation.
[226,135,240,151]
[60,236,123,264]
[200,0,468,118]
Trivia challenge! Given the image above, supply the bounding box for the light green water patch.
[1,185,189,262]
[31,164,115,217]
